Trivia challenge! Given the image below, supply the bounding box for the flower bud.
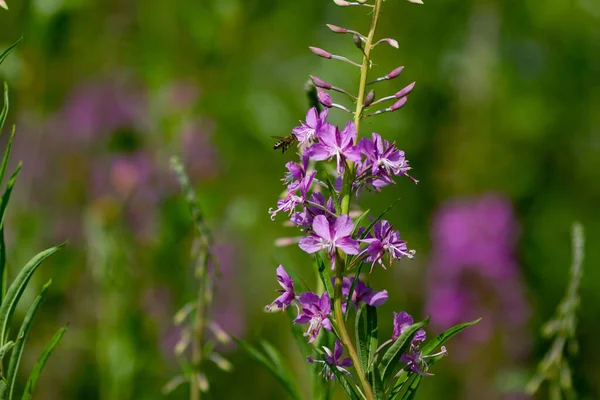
[364,90,375,107]
[310,75,332,90]
[382,38,399,48]
[309,46,332,59]
[326,24,348,33]
[317,88,333,108]
[390,97,408,111]
[333,0,351,5]
[407,0,424,4]
[386,66,404,80]
[353,33,363,50]
[0,0,7,10]
[396,82,416,98]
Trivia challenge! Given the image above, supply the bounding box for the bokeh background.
[1,0,599,399]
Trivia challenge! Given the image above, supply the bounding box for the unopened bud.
[353,33,363,50]
[364,90,375,107]
[309,46,332,59]
[333,0,351,6]
[396,82,416,98]
[386,66,404,80]
[326,24,348,33]
[382,38,399,48]
[0,0,7,10]
[310,75,332,90]
[390,97,408,111]
[317,88,333,108]
[407,0,424,4]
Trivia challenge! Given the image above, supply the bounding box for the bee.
[272,134,298,153]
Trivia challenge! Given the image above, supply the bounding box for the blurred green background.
[1,0,599,398]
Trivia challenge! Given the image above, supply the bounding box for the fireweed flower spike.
[261,1,478,399]
[307,340,353,381]
[294,292,333,343]
[265,265,297,312]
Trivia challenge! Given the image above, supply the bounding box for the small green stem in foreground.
[191,250,210,400]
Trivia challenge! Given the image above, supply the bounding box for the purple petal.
[306,107,318,127]
[276,265,293,290]
[336,237,360,255]
[299,235,323,254]
[294,314,311,324]
[333,215,355,239]
[333,340,344,362]
[322,318,332,332]
[312,215,333,242]
[364,289,388,307]
[299,292,320,306]
[306,143,333,161]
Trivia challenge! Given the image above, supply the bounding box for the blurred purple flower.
[425,194,530,360]
[307,340,353,381]
[294,292,332,343]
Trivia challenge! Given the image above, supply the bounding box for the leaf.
[351,209,371,236]
[0,243,65,347]
[371,365,385,400]
[31,328,67,385]
[399,375,422,400]
[233,337,302,400]
[0,164,21,230]
[365,305,378,371]
[0,37,22,68]
[6,280,52,400]
[1,83,9,135]
[329,366,362,400]
[344,262,365,323]
[0,340,13,360]
[260,340,292,378]
[359,197,402,240]
[315,252,334,300]
[420,318,481,358]
[0,124,16,193]
[355,306,368,374]
[324,177,341,214]
[0,227,6,305]
[379,318,429,382]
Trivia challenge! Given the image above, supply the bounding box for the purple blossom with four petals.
[265,265,297,312]
[307,340,353,381]
[292,107,330,146]
[306,121,362,174]
[294,292,333,343]
[299,215,360,264]
[362,219,415,271]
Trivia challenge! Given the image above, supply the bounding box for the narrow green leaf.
[315,252,334,299]
[0,37,22,66]
[420,318,481,357]
[0,125,16,188]
[1,83,9,134]
[233,337,302,400]
[0,243,65,347]
[0,164,21,230]
[379,318,429,382]
[6,280,52,400]
[399,375,422,400]
[351,209,371,236]
[359,197,402,240]
[287,311,311,357]
[371,364,386,400]
[330,366,362,400]
[324,177,341,214]
[366,305,379,371]
[355,306,368,373]
[0,340,13,360]
[0,226,6,304]
[344,262,365,323]
[260,340,291,375]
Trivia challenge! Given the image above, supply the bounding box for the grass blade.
[0,37,22,67]
[355,305,368,373]
[315,252,334,300]
[6,280,52,400]
[0,164,21,230]
[358,197,403,240]
[420,318,481,357]
[0,125,16,187]
[1,83,8,135]
[0,243,65,347]
[21,325,67,400]
[233,337,302,400]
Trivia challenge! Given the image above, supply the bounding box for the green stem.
[334,2,384,399]
[191,251,210,400]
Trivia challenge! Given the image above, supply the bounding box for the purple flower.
[299,215,360,262]
[307,340,353,381]
[362,219,415,271]
[291,192,336,228]
[358,133,412,189]
[392,311,426,343]
[306,121,362,174]
[292,107,329,146]
[265,265,296,312]
[400,351,432,376]
[334,277,388,312]
[269,171,316,220]
[294,292,333,343]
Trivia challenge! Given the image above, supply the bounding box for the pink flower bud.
[0,0,8,10]
[310,75,332,89]
[326,24,348,33]
[395,82,416,98]
[317,88,333,108]
[333,0,351,6]
[364,90,375,107]
[386,66,404,80]
[383,38,399,48]
[390,96,408,111]
[309,46,332,59]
